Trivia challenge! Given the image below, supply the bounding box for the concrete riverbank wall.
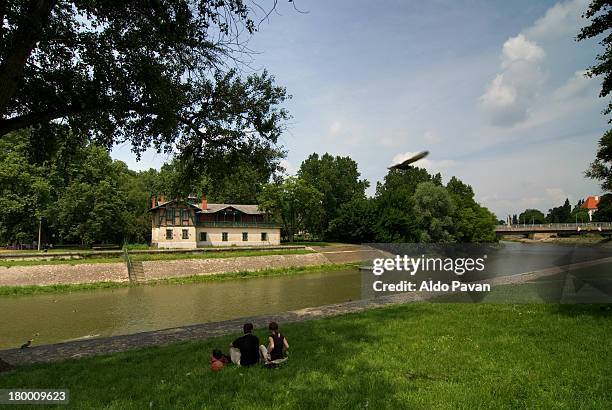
[0,252,332,287]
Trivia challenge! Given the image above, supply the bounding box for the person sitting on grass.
[229,323,260,367]
[210,348,230,372]
[259,321,289,364]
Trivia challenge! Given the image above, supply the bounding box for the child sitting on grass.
[210,348,230,371]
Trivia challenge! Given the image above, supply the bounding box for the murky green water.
[0,269,360,349]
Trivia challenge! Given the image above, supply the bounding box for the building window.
[182,229,189,239]
[166,229,173,240]
[181,209,189,225]
[242,232,248,241]
[222,232,228,241]
[200,232,207,242]
[261,232,268,241]
[166,208,175,225]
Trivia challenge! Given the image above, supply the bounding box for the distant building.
[149,195,281,248]
[582,195,601,222]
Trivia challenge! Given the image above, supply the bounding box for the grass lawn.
[0,249,315,268]
[1,302,611,409]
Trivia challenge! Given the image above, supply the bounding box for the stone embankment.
[0,252,333,287]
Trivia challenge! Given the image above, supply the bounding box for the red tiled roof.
[582,196,600,210]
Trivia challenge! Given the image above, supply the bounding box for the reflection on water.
[0,269,360,349]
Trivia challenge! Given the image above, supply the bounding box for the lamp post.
[37,216,42,252]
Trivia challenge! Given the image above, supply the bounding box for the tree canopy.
[0,0,289,164]
[297,153,369,239]
[578,0,612,191]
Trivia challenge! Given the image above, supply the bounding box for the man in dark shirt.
[229,323,260,366]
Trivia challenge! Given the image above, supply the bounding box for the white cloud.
[526,0,590,40]
[501,34,545,66]
[544,187,570,205]
[480,34,547,127]
[391,152,456,176]
[480,74,517,108]
[552,70,594,101]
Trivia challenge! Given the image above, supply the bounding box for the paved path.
[2,256,611,368]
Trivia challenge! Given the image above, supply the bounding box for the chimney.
[201,195,208,210]
[595,196,600,201]
[159,195,166,203]
[151,195,157,208]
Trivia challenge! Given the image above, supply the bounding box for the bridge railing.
[495,222,612,231]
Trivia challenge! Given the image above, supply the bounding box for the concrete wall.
[0,263,129,286]
[152,226,280,248]
[141,252,330,280]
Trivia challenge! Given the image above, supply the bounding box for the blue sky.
[111,0,606,219]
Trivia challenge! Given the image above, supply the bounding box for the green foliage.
[413,181,455,243]
[0,131,51,244]
[371,170,496,243]
[578,2,612,190]
[298,153,369,239]
[0,1,289,167]
[328,197,378,243]
[546,198,572,223]
[0,130,150,246]
[593,193,612,221]
[258,177,324,242]
[518,209,546,225]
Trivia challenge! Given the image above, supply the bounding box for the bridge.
[495,222,612,236]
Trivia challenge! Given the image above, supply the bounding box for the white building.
[149,196,281,248]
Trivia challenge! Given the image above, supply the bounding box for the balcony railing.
[196,221,280,228]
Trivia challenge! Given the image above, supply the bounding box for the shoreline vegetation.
[0,248,316,268]
[0,263,359,297]
[1,302,610,408]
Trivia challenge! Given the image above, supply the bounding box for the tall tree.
[518,209,546,225]
[578,1,612,191]
[546,198,572,223]
[258,177,323,242]
[413,181,455,243]
[298,153,369,239]
[0,1,289,165]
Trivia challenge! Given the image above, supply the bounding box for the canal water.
[1,242,611,350]
[0,269,361,350]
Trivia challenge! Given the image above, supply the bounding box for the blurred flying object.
[388,151,429,170]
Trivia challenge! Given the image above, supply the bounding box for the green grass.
[0,248,314,268]
[0,257,124,268]
[0,263,358,296]
[281,241,335,246]
[1,302,611,408]
[129,248,314,262]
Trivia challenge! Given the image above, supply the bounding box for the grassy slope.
[1,302,611,409]
[0,263,358,296]
[0,249,314,268]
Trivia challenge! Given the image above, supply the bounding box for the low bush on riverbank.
[1,303,611,408]
[0,263,358,296]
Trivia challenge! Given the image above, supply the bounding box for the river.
[1,242,611,350]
